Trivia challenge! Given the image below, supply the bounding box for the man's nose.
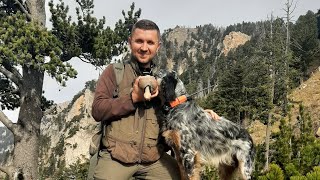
[140,42,148,51]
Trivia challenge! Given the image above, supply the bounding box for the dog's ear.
[163,72,178,101]
[172,70,178,79]
[155,69,169,88]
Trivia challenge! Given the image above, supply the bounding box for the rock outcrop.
[222,31,251,55]
[39,87,98,177]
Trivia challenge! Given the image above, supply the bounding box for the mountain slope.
[250,70,320,144]
[39,86,98,178]
[289,69,320,134]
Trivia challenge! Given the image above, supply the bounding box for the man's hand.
[204,109,220,121]
[131,76,159,103]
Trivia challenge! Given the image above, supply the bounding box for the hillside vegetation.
[1,7,320,180]
[289,70,320,125]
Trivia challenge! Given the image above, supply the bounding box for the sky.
[2,0,320,123]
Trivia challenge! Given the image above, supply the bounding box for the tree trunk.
[264,112,272,171]
[197,78,204,98]
[10,0,46,178]
[26,0,46,26]
[207,77,210,95]
[283,0,296,114]
[12,67,44,179]
[264,14,275,171]
[264,56,276,172]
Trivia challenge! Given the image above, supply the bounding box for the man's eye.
[147,41,155,45]
[135,39,143,44]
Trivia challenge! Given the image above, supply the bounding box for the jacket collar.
[129,56,156,76]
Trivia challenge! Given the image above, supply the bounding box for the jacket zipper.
[138,109,147,163]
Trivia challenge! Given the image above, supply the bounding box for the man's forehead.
[131,28,160,38]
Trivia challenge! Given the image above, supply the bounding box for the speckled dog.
[156,70,255,180]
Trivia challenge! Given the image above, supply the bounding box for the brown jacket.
[92,59,164,163]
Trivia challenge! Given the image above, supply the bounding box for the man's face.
[129,28,160,66]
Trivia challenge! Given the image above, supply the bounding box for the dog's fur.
[156,70,255,180]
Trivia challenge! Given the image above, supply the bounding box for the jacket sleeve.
[91,64,136,122]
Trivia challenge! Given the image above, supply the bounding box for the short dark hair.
[131,19,160,38]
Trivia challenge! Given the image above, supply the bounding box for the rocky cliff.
[222,31,251,55]
[0,81,98,179]
[39,84,98,178]
[155,25,250,76]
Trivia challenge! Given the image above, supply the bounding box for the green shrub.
[258,164,285,180]
[201,166,219,180]
[305,166,320,180]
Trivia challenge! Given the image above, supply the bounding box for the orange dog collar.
[169,95,188,108]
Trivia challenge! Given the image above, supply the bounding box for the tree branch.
[0,88,19,98]
[0,110,15,133]
[78,54,93,64]
[290,39,304,52]
[11,67,23,82]
[77,54,104,71]
[0,6,9,10]
[0,66,22,88]
[212,83,218,91]
[13,0,32,21]
[288,3,297,17]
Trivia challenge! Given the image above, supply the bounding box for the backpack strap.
[88,62,126,179]
[103,62,125,137]
[112,63,125,98]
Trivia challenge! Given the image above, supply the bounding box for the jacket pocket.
[106,136,139,163]
[141,144,163,162]
[145,109,159,140]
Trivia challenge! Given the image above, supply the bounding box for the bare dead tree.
[283,0,297,55]
[263,12,275,172]
[282,0,297,114]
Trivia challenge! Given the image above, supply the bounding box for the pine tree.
[291,10,320,81]
[317,10,320,39]
[272,118,293,169]
[0,0,140,178]
[306,166,320,179]
[292,104,320,175]
[258,164,285,180]
[212,58,246,124]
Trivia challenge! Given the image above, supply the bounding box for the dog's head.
[156,69,188,102]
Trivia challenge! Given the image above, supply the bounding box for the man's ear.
[156,41,161,52]
[128,36,133,51]
[128,36,132,46]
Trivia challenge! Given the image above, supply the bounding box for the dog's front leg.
[189,152,201,180]
[218,163,237,180]
[162,130,188,180]
[162,130,181,149]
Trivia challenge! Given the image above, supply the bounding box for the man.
[92,19,219,179]
[92,19,180,180]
